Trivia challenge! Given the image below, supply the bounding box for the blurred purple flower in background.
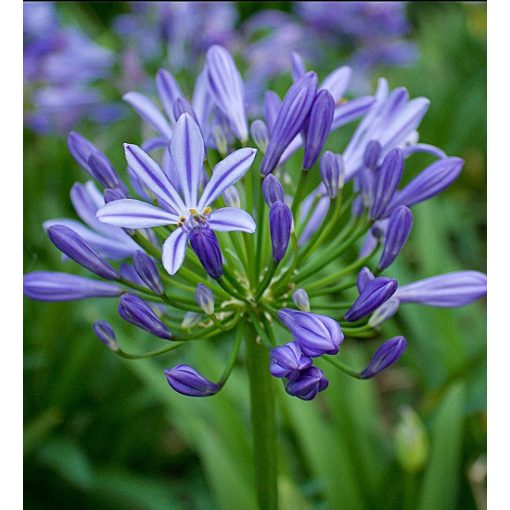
[23,2,119,134]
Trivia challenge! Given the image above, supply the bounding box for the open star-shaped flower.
[97,113,257,275]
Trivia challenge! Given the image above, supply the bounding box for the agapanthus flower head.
[345,277,398,322]
[285,366,329,401]
[118,293,172,339]
[269,342,312,380]
[164,364,220,397]
[93,320,119,352]
[278,309,343,357]
[359,336,407,379]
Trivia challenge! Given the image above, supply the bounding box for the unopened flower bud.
[320,151,345,199]
[371,148,404,220]
[195,284,215,315]
[181,311,203,329]
[189,228,223,279]
[118,293,172,339]
[93,320,119,351]
[285,366,329,401]
[211,123,228,156]
[173,97,199,124]
[363,140,382,170]
[357,267,375,292]
[88,151,124,190]
[164,364,220,397]
[269,201,293,263]
[368,297,400,328]
[133,250,164,295]
[223,185,240,208]
[270,342,312,380]
[250,119,269,153]
[262,175,284,206]
[378,206,413,270]
[359,336,407,379]
[292,288,310,311]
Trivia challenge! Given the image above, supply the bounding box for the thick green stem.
[245,321,278,510]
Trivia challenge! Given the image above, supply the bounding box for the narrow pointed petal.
[206,45,248,141]
[67,131,96,176]
[162,228,189,275]
[97,199,178,228]
[331,96,375,131]
[156,69,182,124]
[123,92,172,138]
[124,143,186,214]
[198,148,256,209]
[208,208,256,233]
[320,66,351,101]
[170,113,204,207]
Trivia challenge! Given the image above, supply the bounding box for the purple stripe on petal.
[97,199,178,228]
[162,228,189,275]
[123,91,172,139]
[156,68,182,124]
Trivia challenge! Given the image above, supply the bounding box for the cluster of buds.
[24,45,486,400]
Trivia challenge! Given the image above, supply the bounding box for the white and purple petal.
[123,91,172,139]
[162,228,190,275]
[97,199,178,228]
[208,208,256,233]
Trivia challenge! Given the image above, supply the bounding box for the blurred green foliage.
[24,2,486,509]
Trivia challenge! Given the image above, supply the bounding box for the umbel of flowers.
[24,45,486,510]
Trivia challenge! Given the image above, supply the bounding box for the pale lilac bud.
[67,131,96,175]
[133,250,164,295]
[23,271,122,301]
[269,201,292,263]
[195,284,215,315]
[47,225,119,280]
[292,288,310,312]
[262,175,284,206]
[368,298,400,328]
[378,206,414,270]
[344,277,398,322]
[118,293,172,339]
[270,342,312,380]
[359,336,407,379]
[93,321,119,351]
[363,140,382,170]
[250,119,269,153]
[181,311,203,329]
[223,185,240,208]
[189,228,223,279]
[285,366,329,400]
[164,364,220,397]
[302,89,335,170]
[172,97,199,124]
[278,309,344,357]
[357,267,375,292]
[320,151,345,199]
[370,148,404,220]
[261,72,318,175]
[88,151,124,190]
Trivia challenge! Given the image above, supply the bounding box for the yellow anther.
[203,207,212,215]
[190,208,198,215]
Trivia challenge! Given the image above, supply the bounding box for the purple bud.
[344,277,398,322]
[118,293,172,339]
[270,342,312,380]
[278,308,344,357]
[261,72,318,175]
[206,45,248,141]
[292,288,310,312]
[320,151,345,199]
[47,225,118,280]
[189,228,223,280]
[195,283,215,315]
[359,336,407,379]
[291,51,306,80]
[391,157,464,210]
[93,320,119,351]
[223,185,240,208]
[368,298,400,328]
[262,175,284,206]
[285,366,329,400]
[164,364,220,397]
[269,201,293,263]
[133,250,164,295]
[370,148,404,220]
[395,271,487,307]
[357,267,376,293]
[302,89,335,170]
[264,90,281,133]
[104,187,128,203]
[378,206,414,270]
[23,271,122,301]
[88,151,123,190]
[172,97,199,124]
[67,131,96,175]
[250,119,269,153]
[363,140,382,170]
